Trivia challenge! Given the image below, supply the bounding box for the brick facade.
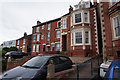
[31,1,101,57]
[16,33,32,54]
[99,0,120,59]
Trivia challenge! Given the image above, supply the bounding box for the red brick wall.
[7,56,33,70]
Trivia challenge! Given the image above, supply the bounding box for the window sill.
[112,37,120,41]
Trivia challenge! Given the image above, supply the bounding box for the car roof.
[37,54,66,58]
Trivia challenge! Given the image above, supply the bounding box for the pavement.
[69,56,91,64]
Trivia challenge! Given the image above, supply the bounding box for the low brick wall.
[6,56,33,70]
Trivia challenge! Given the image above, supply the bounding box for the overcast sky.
[0,0,94,44]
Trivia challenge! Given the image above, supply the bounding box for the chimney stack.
[93,0,97,5]
[24,32,27,37]
[69,5,73,13]
[37,20,41,25]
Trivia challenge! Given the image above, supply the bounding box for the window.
[56,43,60,51]
[75,13,82,23]
[36,27,39,32]
[59,57,69,63]
[22,46,25,52]
[63,19,67,29]
[48,24,51,30]
[71,33,74,45]
[58,21,61,28]
[56,30,60,38]
[23,39,25,44]
[48,32,50,41]
[33,35,36,41]
[42,25,44,29]
[37,34,40,41]
[17,46,19,49]
[85,31,89,43]
[75,32,82,44]
[36,45,39,52]
[51,44,55,51]
[84,12,88,22]
[41,35,44,40]
[113,16,120,37]
[33,45,35,52]
[17,40,19,45]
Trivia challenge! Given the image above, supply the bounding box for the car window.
[49,57,59,65]
[59,56,69,63]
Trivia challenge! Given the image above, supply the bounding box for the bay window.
[33,45,35,52]
[36,27,39,32]
[84,12,88,22]
[37,34,40,41]
[33,35,36,41]
[85,31,89,43]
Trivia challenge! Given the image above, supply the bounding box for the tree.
[9,47,18,51]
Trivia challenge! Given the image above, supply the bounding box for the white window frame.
[33,45,35,52]
[42,25,44,29]
[23,39,25,44]
[56,30,60,38]
[37,34,40,42]
[112,15,120,38]
[36,45,39,52]
[75,32,83,44]
[84,11,89,23]
[75,12,82,23]
[71,28,91,46]
[36,27,39,32]
[48,24,51,30]
[63,18,67,29]
[85,31,90,44]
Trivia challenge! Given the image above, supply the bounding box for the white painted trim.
[55,42,60,43]
[43,43,46,45]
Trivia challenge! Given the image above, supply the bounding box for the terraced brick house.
[31,0,102,57]
[16,32,32,54]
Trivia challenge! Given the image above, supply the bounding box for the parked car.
[104,60,120,79]
[5,51,28,59]
[0,54,73,80]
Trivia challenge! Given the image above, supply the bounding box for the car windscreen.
[22,56,48,68]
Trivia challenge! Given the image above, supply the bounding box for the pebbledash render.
[31,0,102,57]
[99,0,120,59]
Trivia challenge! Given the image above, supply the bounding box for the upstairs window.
[63,19,67,29]
[84,12,88,22]
[36,27,39,32]
[56,30,60,38]
[23,39,25,44]
[57,21,61,28]
[48,32,50,41]
[111,0,118,5]
[22,46,25,52]
[42,25,44,29]
[33,35,36,41]
[113,16,120,37]
[37,34,40,41]
[75,32,82,44]
[75,13,82,23]
[48,24,51,30]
